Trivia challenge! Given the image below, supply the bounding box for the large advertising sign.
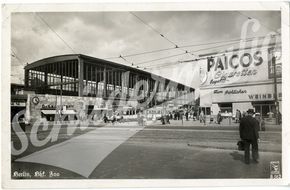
[199,47,279,87]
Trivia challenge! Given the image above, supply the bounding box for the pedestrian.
[260,117,265,131]
[193,111,197,121]
[140,111,144,126]
[199,110,204,123]
[174,112,177,120]
[210,111,214,124]
[278,111,282,125]
[185,110,189,121]
[255,113,266,131]
[217,111,222,124]
[137,112,141,125]
[169,112,173,120]
[161,115,165,125]
[235,109,241,123]
[103,114,108,123]
[242,111,247,118]
[239,109,260,164]
[166,114,170,124]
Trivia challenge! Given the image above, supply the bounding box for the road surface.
[11,122,282,179]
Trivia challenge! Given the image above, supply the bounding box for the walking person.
[199,110,204,123]
[239,109,260,164]
[217,111,222,124]
[166,114,170,124]
[103,114,108,123]
[209,111,214,124]
[235,109,241,123]
[185,110,189,121]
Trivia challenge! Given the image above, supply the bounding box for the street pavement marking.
[15,125,145,178]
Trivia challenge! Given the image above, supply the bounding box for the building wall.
[27,94,138,122]
[198,46,282,122]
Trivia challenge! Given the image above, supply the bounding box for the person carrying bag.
[239,109,260,164]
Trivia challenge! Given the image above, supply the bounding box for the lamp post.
[272,50,281,125]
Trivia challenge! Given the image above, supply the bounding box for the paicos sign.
[199,48,272,87]
[207,51,263,72]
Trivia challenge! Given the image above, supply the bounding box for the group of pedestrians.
[160,109,193,125]
[160,114,170,125]
[102,112,123,124]
[199,110,222,125]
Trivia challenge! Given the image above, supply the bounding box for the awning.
[123,106,133,110]
[41,110,57,115]
[41,109,76,115]
[62,110,76,115]
[93,108,112,111]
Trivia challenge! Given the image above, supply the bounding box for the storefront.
[23,94,140,123]
[199,45,282,123]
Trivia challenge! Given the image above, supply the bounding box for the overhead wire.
[29,11,280,72]
[136,40,247,66]
[109,11,279,69]
[119,55,134,66]
[236,11,280,33]
[11,49,26,82]
[103,33,280,61]
[146,37,281,70]
[129,12,178,47]
[129,12,196,60]
[136,52,188,66]
[34,12,76,54]
[11,49,26,67]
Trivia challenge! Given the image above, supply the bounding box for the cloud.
[11,11,281,85]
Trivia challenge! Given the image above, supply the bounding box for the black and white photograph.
[2,1,290,188]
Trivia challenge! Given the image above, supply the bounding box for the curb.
[186,143,282,153]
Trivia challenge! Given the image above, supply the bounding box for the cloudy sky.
[11,11,281,87]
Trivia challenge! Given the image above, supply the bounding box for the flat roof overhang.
[24,54,195,91]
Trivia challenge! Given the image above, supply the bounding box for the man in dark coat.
[239,109,260,164]
[217,111,222,124]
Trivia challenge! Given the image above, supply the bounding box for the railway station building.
[20,54,195,122]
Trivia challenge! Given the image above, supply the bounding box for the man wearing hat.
[239,108,260,164]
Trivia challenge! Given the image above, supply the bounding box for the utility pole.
[272,54,279,125]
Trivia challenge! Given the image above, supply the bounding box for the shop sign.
[11,102,26,106]
[199,48,274,87]
[41,104,74,109]
[211,84,282,103]
[248,92,282,101]
[213,89,247,95]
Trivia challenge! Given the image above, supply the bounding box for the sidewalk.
[147,119,282,131]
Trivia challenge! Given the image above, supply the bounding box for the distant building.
[11,83,29,122]
[198,45,281,124]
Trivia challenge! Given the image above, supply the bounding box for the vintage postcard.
[1,1,290,188]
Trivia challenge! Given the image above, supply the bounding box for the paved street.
[12,120,282,179]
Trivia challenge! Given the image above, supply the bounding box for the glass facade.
[24,55,195,107]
